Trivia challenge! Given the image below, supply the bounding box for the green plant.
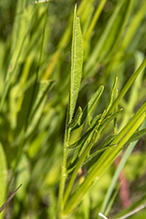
[0,0,146,219]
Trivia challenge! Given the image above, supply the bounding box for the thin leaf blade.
[68,4,83,123]
[80,85,104,125]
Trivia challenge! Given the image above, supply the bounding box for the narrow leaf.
[69,114,101,149]
[100,108,123,131]
[126,127,146,145]
[83,143,117,166]
[68,107,82,129]
[106,77,118,113]
[67,115,102,174]
[80,85,104,125]
[68,4,83,123]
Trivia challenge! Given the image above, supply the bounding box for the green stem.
[57,122,70,218]
[62,126,101,207]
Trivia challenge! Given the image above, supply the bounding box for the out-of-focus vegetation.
[0,0,146,219]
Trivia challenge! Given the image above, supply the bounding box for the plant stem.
[62,126,101,207]
[57,120,70,218]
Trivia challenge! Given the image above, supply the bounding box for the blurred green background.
[0,0,146,218]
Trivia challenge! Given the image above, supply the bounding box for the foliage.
[0,0,146,219]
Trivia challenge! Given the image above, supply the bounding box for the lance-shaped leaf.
[106,76,118,114]
[100,108,123,131]
[68,107,82,130]
[83,135,116,166]
[69,114,101,149]
[67,115,101,174]
[68,4,83,124]
[83,143,117,167]
[71,86,104,131]
[125,127,146,145]
[80,85,104,125]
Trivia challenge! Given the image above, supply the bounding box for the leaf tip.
[74,3,79,18]
[74,3,77,12]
